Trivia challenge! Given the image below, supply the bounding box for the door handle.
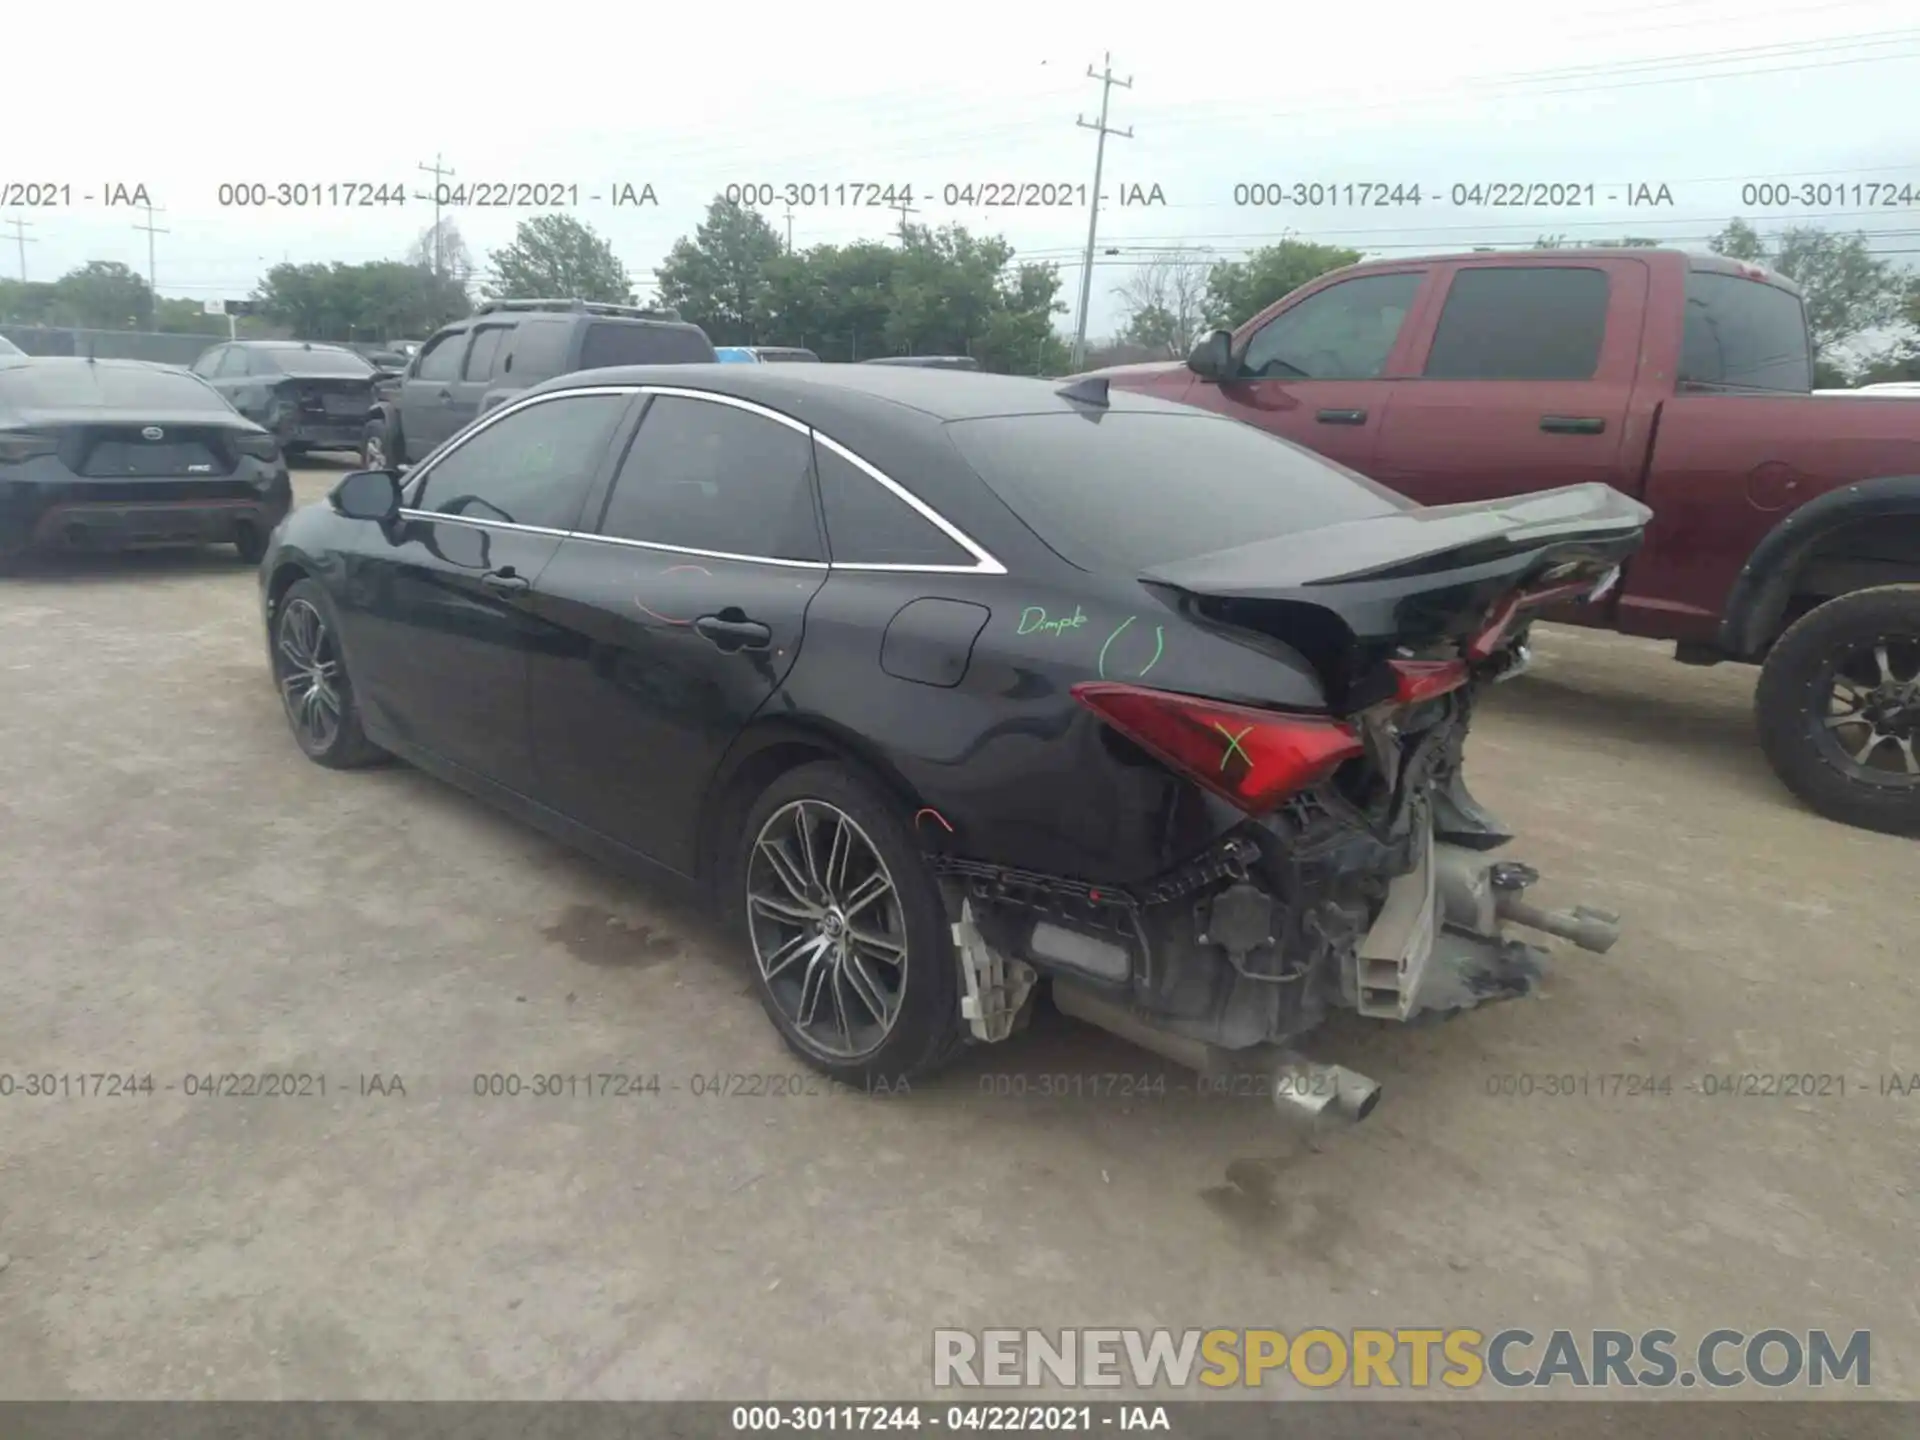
[694,612,772,652]
[1540,415,1606,434]
[1316,408,1368,425]
[437,389,454,403]
[481,569,529,595]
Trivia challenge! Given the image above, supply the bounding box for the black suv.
[361,299,716,468]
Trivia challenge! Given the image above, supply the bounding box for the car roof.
[524,362,1200,423]
[0,356,239,414]
[236,340,356,350]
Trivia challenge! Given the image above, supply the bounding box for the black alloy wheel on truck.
[1756,584,1920,836]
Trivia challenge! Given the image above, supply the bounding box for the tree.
[1203,240,1362,329]
[654,198,786,344]
[484,214,631,303]
[253,259,470,341]
[49,261,152,329]
[1707,219,1908,366]
[408,218,475,286]
[1113,249,1212,357]
[0,279,58,325]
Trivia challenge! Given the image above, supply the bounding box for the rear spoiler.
[1143,482,1652,659]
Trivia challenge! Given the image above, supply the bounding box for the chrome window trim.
[398,379,1009,577]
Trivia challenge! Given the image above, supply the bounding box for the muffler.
[1050,980,1382,1127]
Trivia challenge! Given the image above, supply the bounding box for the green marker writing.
[1017,605,1088,637]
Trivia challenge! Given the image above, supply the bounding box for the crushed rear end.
[954,483,1652,1124]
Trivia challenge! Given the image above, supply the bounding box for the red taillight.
[1072,682,1364,815]
[1388,658,1470,705]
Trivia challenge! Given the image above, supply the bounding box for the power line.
[1070,52,1132,371]
[3,217,37,281]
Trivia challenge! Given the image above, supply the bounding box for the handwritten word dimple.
[1017,605,1088,637]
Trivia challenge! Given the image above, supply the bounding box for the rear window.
[578,322,715,370]
[945,411,1409,571]
[0,360,230,411]
[1680,272,1812,392]
[1423,267,1610,380]
[261,347,374,375]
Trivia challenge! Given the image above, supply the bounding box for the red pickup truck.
[1086,248,1920,836]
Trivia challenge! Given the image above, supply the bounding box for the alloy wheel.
[274,597,344,752]
[745,799,910,1059]
[1819,632,1920,781]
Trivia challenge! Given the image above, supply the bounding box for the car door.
[400,328,471,456]
[1184,268,1432,475]
[335,387,637,796]
[1367,258,1649,506]
[525,389,829,874]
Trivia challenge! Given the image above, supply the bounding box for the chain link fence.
[0,325,220,367]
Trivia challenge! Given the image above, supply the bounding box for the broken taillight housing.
[1466,578,1599,660]
[1387,658,1471,706]
[1071,681,1364,816]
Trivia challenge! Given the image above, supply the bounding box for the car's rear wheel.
[271,578,385,769]
[1756,584,1920,836]
[735,763,966,1088]
[233,523,268,565]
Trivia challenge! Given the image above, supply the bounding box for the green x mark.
[1214,723,1253,772]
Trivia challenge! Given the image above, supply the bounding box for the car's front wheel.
[735,762,966,1088]
[361,416,402,471]
[271,578,385,769]
[1756,584,1920,836]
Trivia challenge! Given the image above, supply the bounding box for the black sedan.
[0,356,291,569]
[258,365,1647,1114]
[189,340,380,457]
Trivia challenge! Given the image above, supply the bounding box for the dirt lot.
[0,460,1914,1400]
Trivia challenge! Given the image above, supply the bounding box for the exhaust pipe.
[1271,1053,1382,1126]
[1495,895,1621,954]
[1050,980,1383,1127]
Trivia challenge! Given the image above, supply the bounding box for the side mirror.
[1187,328,1236,381]
[331,468,402,523]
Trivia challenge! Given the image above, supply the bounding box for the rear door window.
[946,411,1406,572]
[462,326,509,381]
[1422,266,1610,380]
[1679,272,1812,391]
[597,395,822,561]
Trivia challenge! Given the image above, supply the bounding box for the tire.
[1755,584,1920,836]
[233,524,268,565]
[732,762,966,1088]
[270,578,386,770]
[361,415,402,471]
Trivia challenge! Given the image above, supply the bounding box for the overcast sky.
[6,0,1917,338]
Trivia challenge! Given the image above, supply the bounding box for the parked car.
[717,346,823,364]
[361,299,716,471]
[860,355,980,371]
[1083,248,1920,836]
[348,343,416,378]
[0,356,290,569]
[189,340,379,458]
[259,364,1643,1110]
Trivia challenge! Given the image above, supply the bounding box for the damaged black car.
[190,340,379,458]
[258,365,1649,1120]
[0,356,292,569]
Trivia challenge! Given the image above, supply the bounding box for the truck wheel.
[361,416,403,471]
[1755,584,1920,836]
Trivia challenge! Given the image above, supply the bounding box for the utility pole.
[1070,53,1133,371]
[783,205,795,254]
[416,154,455,279]
[132,202,168,328]
[889,196,920,245]
[3,217,37,281]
